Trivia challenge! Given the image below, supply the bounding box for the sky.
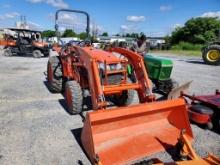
[0,0,220,36]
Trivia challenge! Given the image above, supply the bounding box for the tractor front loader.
[47,9,220,165]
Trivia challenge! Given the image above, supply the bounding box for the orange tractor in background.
[47,9,220,165]
[0,28,49,58]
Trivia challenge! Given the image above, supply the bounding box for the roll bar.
[55,9,90,38]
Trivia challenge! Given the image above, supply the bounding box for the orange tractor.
[0,28,49,58]
[47,9,220,165]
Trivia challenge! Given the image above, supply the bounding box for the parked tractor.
[144,55,178,95]
[202,41,220,65]
[47,9,220,165]
[0,28,49,58]
[112,42,178,96]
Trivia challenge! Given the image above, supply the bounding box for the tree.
[41,30,56,38]
[130,33,139,38]
[62,29,76,38]
[78,32,88,40]
[101,32,108,36]
[164,35,171,44]
[125,33,131,37]
[170,17,220,44]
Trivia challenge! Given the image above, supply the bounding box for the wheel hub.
[207,50,220,62]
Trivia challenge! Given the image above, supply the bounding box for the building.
[97,36,134,43]
[147,37,166,48]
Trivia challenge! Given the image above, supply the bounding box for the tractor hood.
[83,47,121,63]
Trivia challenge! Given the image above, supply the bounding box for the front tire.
[4,48,13,57]
[202,45,220,65]
[65,81,83,115]
[47,56,63,93]
[33,50,42,58]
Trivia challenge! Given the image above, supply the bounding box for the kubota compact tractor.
[47,9,220,165]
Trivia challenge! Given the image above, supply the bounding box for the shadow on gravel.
[43,80,51,92]
[71,128,90,165]
[155,138,178,161]
[185,60,205,65]
[190,121,220,135]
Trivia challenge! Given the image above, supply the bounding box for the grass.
[149,50,201,56]
[171,42,203,51]
[149,42,202,56]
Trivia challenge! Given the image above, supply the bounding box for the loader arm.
[111,47,155,102]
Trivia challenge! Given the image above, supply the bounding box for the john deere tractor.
[127,54,177,96]
[143,55,178,95]
[202,41,220,65]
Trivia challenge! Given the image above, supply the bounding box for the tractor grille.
[99,69,122,85]
[106,74,122,85]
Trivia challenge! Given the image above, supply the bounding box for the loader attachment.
[81,98,193,165]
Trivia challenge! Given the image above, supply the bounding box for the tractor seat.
[190,104,214,115]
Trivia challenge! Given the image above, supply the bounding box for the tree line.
[42,29,88,40]
[167,17,220,45]
[42,17,220,47]
[42,29,146,40]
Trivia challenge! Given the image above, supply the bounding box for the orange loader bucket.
[81,98,193,165]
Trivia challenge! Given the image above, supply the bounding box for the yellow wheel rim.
[207,50,220,62]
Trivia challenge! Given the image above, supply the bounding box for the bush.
[170,17,220,44]
[171,42,202,50]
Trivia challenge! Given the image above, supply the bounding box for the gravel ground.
[0,50,219,165]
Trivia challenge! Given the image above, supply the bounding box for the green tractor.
[202,42,220,65]
[144,55,178,95]
[128,55,178,96]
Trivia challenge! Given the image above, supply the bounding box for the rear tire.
[47,56,63,93]
[202,45,220,65]
[33,50,42,58]
[4,48,13,57]
[65,81,83,115]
